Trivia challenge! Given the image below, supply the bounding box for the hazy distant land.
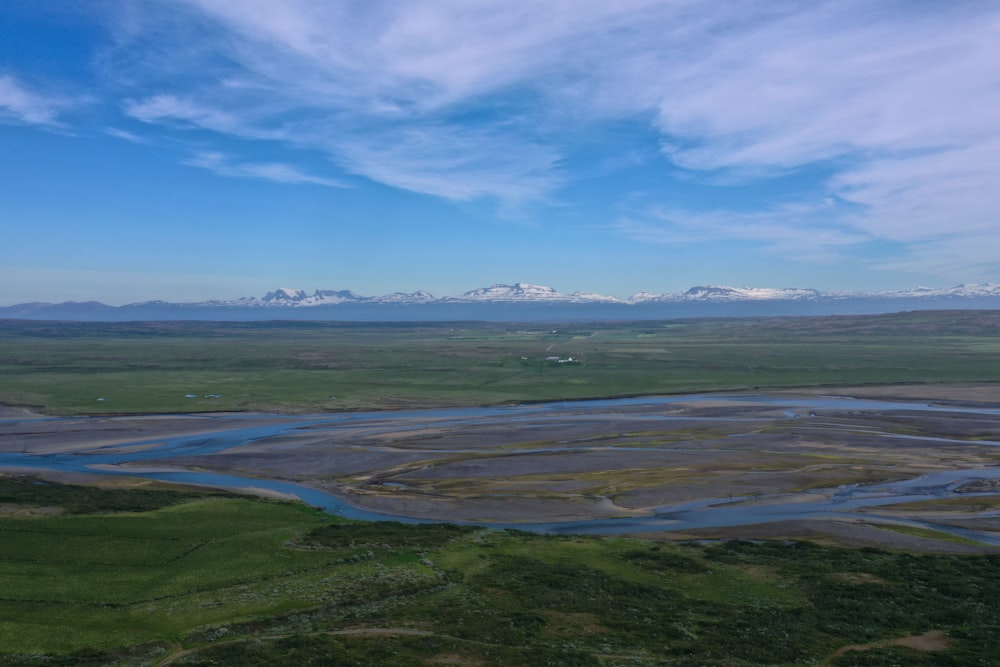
[5,282,1000,321]
[2,310,999,414]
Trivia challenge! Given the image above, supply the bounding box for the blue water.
[3,393,1000,542]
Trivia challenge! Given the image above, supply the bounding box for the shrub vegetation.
[0,480,998,665]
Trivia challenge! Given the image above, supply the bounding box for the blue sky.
[2,1,999,305]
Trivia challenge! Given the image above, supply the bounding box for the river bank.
[3,385,999,549]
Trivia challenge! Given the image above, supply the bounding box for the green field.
[1,478,999,666]
[2,310,999,414]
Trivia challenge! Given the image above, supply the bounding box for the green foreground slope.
[1,479,998,666]
[2,312,1000,414]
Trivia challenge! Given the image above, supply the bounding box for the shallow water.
[3,392,1000,543]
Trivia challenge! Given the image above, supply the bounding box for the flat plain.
[2,310,999,414]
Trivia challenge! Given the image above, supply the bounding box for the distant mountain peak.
[262,288,308,303]
[207,281,1000,308]
[441,282,620,303]
[4,282,1000,322]
[628,291,659,304]
[680,285,820,301]
[375,290,436,303]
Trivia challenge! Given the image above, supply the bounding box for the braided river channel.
[3,393,1000,545]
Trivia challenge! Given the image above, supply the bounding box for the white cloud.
[833,138,1000,243]
[617,199,870,262]
[124,94,246,134]
[874,235,1000,283]
[651,4,1000,171]
[103,1,666,203]
[104,127,147,143]
[123,91,558,201]
[184,150,345,187]
[96,0,1000,263]
[333,124,561,201]
[0,74,74,126]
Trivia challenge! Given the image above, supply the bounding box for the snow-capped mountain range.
[3,282,999,322]
[215,282,1000,306]
[259,288,435,306]
[250,283,623,305]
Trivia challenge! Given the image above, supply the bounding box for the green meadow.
[2,310,999,414]
[1,478,999,666]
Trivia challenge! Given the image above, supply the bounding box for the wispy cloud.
[832,138,1000,242]
[873,234,1000,284]
[184,150,345,187]
[332,124,561,201]
[104,127,148,144]
[617,198,870,262]
[92,0,1000,273]
[102,1,634,202]
[124,94,247,134]
[0,74,75,126]
[650,5,1000,171]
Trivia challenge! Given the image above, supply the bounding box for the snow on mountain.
[628,292,660,304]
[444,283,567,302]
[253,289,369,306]
[299,289,370,306]
[568,291,623,303]
[187,288,440,307]
[262,288,308,304]
[627,286,820,303]
[439,283,621,303]
[879,283,1000,299]
[21,283,999,318]
[371,290,436,303]
[207,282,1000,306]
[678,285,821,301]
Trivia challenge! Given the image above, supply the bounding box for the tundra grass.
[873,523,986,546]
[2,312,999,414]
[873,495,1000,512]
[2,480,1000,665]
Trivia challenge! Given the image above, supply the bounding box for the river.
[2,393,999,544]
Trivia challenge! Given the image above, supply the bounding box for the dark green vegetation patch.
[1,481,998,665]
[2,311,999,414]
[0,477,222,515]
[303,520,477,549]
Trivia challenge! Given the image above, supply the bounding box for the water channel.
[2,393,1000,544]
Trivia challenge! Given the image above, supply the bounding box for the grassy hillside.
[0,478,998,665]
[2,311,999,414]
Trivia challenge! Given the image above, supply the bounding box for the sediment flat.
[2,386,999,549]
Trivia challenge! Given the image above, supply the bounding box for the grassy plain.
[1,310,999,414]
[1,478,999,666]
